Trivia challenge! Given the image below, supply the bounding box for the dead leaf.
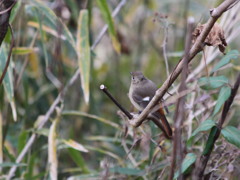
[192,23,227,54]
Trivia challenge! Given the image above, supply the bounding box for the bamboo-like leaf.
[61,110,120,129]
[67,148,90,173]
[27,21,67,40]
[109,167,145,176]
[12,47,36,55]
[96,0,121,53]
[0,44,16,121]
[63,139,88,153]
[25,0,75,51]
[0,162,26,167]
[10,0,22,23]
[77,10,91,103]
[48,114,60,180]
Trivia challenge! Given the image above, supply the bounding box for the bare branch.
[168,17,194,180]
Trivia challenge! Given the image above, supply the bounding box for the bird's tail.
[152,105,172,139]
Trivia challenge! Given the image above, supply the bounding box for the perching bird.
[128,71,172,138]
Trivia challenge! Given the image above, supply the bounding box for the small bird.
[128,71,172,138]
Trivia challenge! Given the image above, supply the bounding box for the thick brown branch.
[131,0,238,127]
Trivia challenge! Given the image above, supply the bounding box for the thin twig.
[0,24,14,86]
[162,25,170,77]
[100,84,133,119]
[129,0,238,128]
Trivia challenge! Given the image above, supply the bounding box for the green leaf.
[63,139,88,153]
[18,131,28,154]
[0,44,17,121]
[212,86,231,116]
[187,119,215,147]
[203,126,218,155]
[191,119,216,138]
[12,47,35,55]
[109,167,145,176]
[61,110,120,129]
[221,126,240,148]
[67,148,90,173]
[174,153,197,179]
[198,76,228,90]
[35,9,49,67]
[77,10,91,103]
[211,50,239,73]
[0,162,26,167]
[10,0,22,23]
[25,0,76,51]
[96,0,121,53]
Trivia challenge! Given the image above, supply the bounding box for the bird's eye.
[132,77,135,80]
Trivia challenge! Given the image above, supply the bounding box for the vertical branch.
[168,17,194,180]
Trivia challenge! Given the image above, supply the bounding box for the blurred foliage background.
[0,0,240,179]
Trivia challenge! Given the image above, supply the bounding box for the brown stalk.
[168,17,194,180]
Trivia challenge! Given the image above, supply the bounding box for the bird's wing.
[132,92,150,109]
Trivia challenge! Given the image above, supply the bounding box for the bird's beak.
[130,72,133,75]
